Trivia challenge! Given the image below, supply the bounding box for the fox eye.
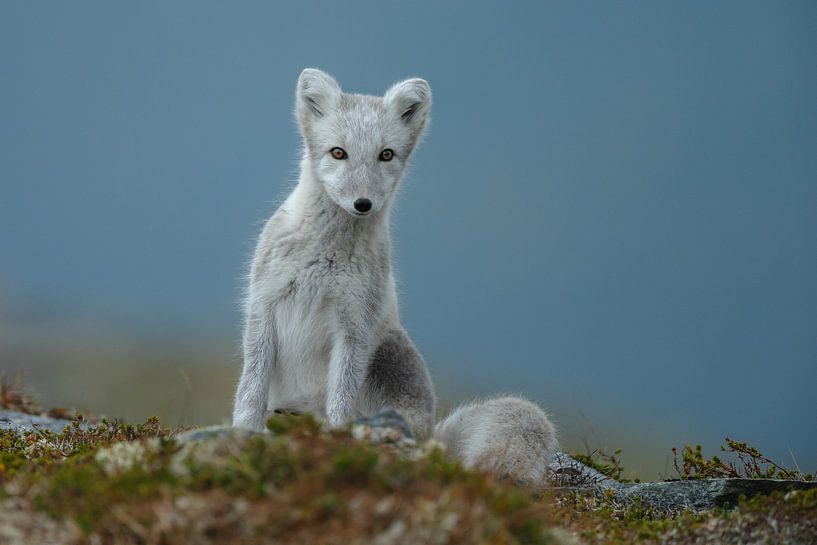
[330,147,347,160]
[379,148,394,162]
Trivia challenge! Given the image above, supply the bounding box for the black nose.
[354,198,372,213]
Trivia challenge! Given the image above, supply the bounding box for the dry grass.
[1,374,43,416]
[1,379,567,545]
[2,379,815,545]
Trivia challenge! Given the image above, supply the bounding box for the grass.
[1,378,815,544]
[2,415,565,544]
[1,379,566,544]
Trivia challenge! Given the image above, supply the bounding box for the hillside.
[1,380,815,545]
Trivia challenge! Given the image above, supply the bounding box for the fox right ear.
[296,68,341,138]
[384,78,432,148]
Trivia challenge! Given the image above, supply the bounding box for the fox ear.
[296,68,341,136]
[384,78,431,141]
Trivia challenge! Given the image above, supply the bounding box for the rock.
[354,408,414,440]
[176,410,416,446]
[549,452,620,489]
[0,410,77,434]
[548,451,817,511]
[613,478,817,511]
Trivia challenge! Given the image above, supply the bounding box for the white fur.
[232,69,434,434]
[232,69,558,485]
[434,396,558,486]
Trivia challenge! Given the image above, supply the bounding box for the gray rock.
[176,410,414,445]
[354,408,414,439]
[613,478,817,511]
[548,451,817,511]
[549,452,620,489]
[0,410,77,434]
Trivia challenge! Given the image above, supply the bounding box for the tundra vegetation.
[1,377,814,545]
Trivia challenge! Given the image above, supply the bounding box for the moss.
[329,443,380,486]
[423,444,471,484]
[546,485,817,545]
[30,437,179,532]
[3,384,814,544]
[549,491,702,544]
[0,415,175,484]
[2,411,569,544]
[266,411,321,436]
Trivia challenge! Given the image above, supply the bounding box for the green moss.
[550,491,710,545]
[329,443,380,486]
[548,485,817,545]
[739,487,817,513]
[0,415,174,484]
[310,492,345,519]
[266,412,321,436]
[1,413,568,543]
[4,382,814,544]
[33,440,178,533]
[423,444,470,484]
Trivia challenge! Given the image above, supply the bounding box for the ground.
[0,380,814,545]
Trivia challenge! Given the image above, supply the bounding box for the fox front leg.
[232,308,275,430]
[326,319,376,428]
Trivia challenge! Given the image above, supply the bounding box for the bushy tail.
[433,395,557,486]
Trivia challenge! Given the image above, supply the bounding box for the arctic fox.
[232,68,557,484]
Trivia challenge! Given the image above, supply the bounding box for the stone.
[549,452,620,489]
[548,451,817,511]
[0,410,77,434]
[613,478,817,511]
[354,408,414,440]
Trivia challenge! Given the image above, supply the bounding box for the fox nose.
[353,198,372,213]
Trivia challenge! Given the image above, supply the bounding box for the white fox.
[232,68,557,484]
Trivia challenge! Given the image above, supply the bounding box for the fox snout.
[353,198,372,214]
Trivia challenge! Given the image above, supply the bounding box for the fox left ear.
[384,78,431,144]
[296,68,341,141]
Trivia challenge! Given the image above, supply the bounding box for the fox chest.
[264,277,334,413]
[257,242,388,407]
[262,258,365,412]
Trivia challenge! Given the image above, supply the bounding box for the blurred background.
[2,1,815,479]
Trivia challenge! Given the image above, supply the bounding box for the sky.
[1,1,816,474]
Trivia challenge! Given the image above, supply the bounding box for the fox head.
[295,68,431,217]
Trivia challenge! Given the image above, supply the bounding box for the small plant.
[572,447,636,483]
[1,373,78,419]
[1,373,42,415]
[673,438,814,481]
[0,414,175,480]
